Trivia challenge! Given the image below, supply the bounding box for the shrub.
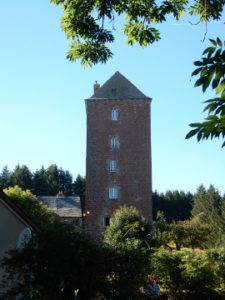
[152,248,218,299]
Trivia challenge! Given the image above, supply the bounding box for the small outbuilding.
[38,194,82,227]
[0,189,39,294]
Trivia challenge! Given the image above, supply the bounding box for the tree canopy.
[0,164,85,197]
[2,197,225,299]
[153,190,193,222]
[3,186,54,230]
[1,205,151,299]
[50,0,225,66]
[191,184,225,246]
[186,38,225,147]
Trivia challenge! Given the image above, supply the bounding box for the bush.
[103,205,151,299]
[207,247,225,295]
[152,248,220,299]
[3,185,54,229]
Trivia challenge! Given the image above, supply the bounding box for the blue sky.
[0,2,224,194]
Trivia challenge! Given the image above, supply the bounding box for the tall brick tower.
[85,71,152,236]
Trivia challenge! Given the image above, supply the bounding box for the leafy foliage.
[0,166,11,188]
[1,205,152,299]
[2,195,225,299]
[154,185,225,250]
[166,216,209,250]
[1,221,113,300]
[152,211,169,247]
[103,205,151,299]
[103,205,151,248]
[207,247,225,292]
[153,210,209,250]
[152,248,223,299]
[8,165,33,190]
[50,0,225,65]
[3,185,54,229]
[186,38,225,146]
[191,184,225,246]
[182,215,209,249]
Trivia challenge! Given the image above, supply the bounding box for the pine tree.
[192,185,224,246]
[191,185,207,218]
[0,166,11,188]
[10,165,33,190]
[45,164,60,195]
[33,166,48,195]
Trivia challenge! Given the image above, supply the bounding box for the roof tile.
[87,71,151,100]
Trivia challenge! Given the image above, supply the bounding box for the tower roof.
[87,71,151,100]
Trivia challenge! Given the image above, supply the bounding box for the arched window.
[112,109,118,121]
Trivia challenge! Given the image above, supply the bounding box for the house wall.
[61,216,82,227]
[0,198,27,292]
[85,99,152,237]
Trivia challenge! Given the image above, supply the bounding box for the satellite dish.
[17,227,32,250]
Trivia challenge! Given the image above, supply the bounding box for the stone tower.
[85,71,152,236]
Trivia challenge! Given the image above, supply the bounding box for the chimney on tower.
[94,80,100,94]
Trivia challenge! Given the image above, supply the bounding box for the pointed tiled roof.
[87,71,151,100]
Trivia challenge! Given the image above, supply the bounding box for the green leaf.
[201,69,208,76]
[197,131,203,141]
[206,115,218,122]
[204,98,222,103]
[203,102,217,113]
[194,61,203,66]
[185,128,199,139]
[191,67,203,76]
[212,70,223,89]
[209,39,217,46]
[216,82,225,95]
[189,123,202,128]
[203,47,215,56]
[221,90,225,99]
[203,71,214,92]
[194,77,205,88]
[217,37,222,47]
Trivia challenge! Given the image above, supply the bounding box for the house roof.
[86,71,151,101]
[0,189,40,233]
[38,196,81,218]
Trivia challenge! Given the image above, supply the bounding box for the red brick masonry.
[85,98,152,237]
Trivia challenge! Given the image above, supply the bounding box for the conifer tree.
[33,166,48,195]
[192,185,224,246]
[0,166,11,188]
[191,185,207,218]
[10,165,33,191]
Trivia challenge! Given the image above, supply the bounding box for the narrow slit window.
[112,109,118,121]
[110,160,117,172]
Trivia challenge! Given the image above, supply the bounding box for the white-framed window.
[111,137,119,149]
[109,187,118,200]
[112,109,118,121]
[110,160,117,172]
